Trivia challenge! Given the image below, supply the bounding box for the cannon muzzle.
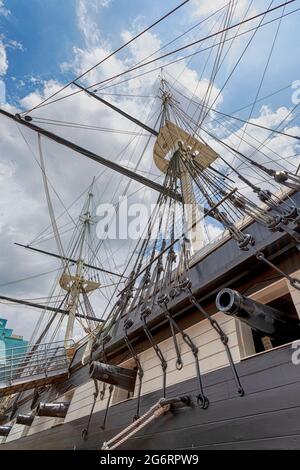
[216,288,300,339]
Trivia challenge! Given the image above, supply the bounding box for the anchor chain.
[140,304,168,398]
[189,295,244,397]
[81,379,99,441]
[159,246,184,370]
[101,384,114,430]
[123,318,144,420]
[158,298,209,409]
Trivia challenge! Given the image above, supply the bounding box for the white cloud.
[204,104,300,201]
[0,0,10,17]
[0,7,227,332]
[0,38,24,78]
[121,29,162,65]
[61,0,118,85]
[6,39,24,52]
[0,2,24,78]
[0,70,161,337]
[61,44,124,87]
[0,41,8,76]
[224,104,297,159]
[76,0,111,49]
[118,26,224,109]
[190,0,252,21]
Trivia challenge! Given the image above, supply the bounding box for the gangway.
[0,340,74,397]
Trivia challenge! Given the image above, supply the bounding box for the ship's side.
[1,201,300,450]
[1,0,300,452]
[2,343,300,450]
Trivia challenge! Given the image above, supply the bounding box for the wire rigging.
[20,1,297,114]
[22,0,191,116]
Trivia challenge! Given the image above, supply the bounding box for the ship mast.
[154,74,214,253]
[60,187,100,345]
[162,75,205,253]
[65,192,90,344]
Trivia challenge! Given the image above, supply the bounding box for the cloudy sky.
[0,0,299,341]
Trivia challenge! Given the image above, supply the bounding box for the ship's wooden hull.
[2,193,300,450]
[1,343,300,450]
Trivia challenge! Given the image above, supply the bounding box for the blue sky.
[1,0,195,103]
[2,0,79,85]
[1,0,299,114]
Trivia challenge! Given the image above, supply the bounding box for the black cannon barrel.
[90,361,137,392]
[216,288,300,339]
[36,402,70,418]
[16,414,34,426]
[0,426,12,437]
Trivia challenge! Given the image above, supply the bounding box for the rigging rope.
[21,1,297,113]
[22,0,191,116]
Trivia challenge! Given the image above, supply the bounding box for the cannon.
[0,426,12,437]
[90,361,137,392]
[216,288,300,340]
[16,414,34,426]
[36,402,70,418]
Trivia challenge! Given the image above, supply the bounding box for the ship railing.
[0,340,74,386]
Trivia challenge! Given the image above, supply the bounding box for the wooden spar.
[0,108,182,203]
[0,295,105,323]
[73,82,159,137]
[14,243,125,279]
[0,109,223,219]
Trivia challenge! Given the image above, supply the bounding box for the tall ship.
[0,0,300,450]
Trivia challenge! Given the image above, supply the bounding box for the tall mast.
[156,76,207,254]
[180,163,205,253]
[62,187,100,345]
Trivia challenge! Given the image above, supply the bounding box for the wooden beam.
[0,295,104,323]
[74,82,159,137]
[15,243,125,278]
[0,108,182,202]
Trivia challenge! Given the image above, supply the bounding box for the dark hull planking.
[1,343,300,450]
